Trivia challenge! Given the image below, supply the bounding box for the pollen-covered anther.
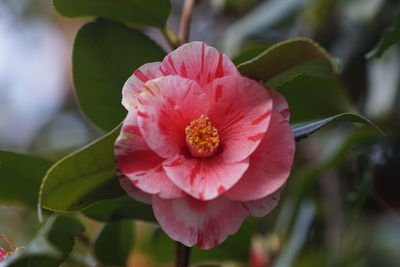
[185,115,220,157]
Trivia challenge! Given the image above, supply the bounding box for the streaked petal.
[122,62,162,110]
[115,110,183,199]
[152,195,248,249]
[224,111,295,201]
[163,154,249,200]
[159,42,239,87]
[204,76,273,163]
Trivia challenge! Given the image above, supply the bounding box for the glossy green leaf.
[83,195,156,222]
[292,113,384,141]
[94,221,134,266]
[53,0,171,27]
[39,126,124,213]
[73,20,166,131]
[367,12,400,58]
[238,38,339,85]
[232,42,272,65]
[2,215,84,267]
[0,151,51,207]
[276,74,353,123]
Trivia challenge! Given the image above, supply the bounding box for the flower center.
[185,115,220,157]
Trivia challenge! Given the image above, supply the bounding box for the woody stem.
[175,242,191,267]
[178,0,195,45]
[0,234,15,252]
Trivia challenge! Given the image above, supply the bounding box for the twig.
[0,234,15,252]
[175,242,191,267]
[178,0,195,45]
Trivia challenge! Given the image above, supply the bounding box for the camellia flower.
[114,42,295,249]
[0,247,7,262]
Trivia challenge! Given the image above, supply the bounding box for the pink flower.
[0,247,7,261]
[115,42,295,249]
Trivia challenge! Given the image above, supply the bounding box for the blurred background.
[0,0,399,266]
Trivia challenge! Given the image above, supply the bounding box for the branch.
[178,0,195,45]
[175,242,191,267]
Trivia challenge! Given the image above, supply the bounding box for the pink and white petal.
[267,86,290,122]
[159,42,240,87]
[224,111,295,201]
[115,110,183,199]
[243,188,282,217]
[137,76,211,158]
[152,195,248,249]
[163,154,249,201]
[204,76,273,163]
[118,173,152,204]
[122,62,162,110]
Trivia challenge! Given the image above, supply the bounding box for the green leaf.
[94,221,134,266]
[275,74,353,123]
[39,126,124,213]
[83,195,156,222]
[53,0,171,27]
[238,38,339,85]
[2,215,84,267]
[73,20,166,131]
[232,42,272,65]
[0,151,51,207]
[367,12,400,58]
[292,113,384,141]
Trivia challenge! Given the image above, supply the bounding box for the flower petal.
[115,110,183,199]
[243,188,282,217]
[152,195,248,249]
[204,76,273,163]
[224,111,295,201]
[118,173,152,204]
[268,87,290,122]
[163,154,249,200]
[122,62,162,110]
[159,42,239,87]
[137,76,211,158]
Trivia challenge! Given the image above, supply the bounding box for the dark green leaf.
[94,221,134,266]
[39,126,124,213]
[292,113,384,141]
[2,215,84,267]
[83,195,156,222]
[238,38,339,85]
[367,12,400,58]
[0,151,51,207]
[232,42,272,65]
[53,0,171,27]
[276,74,353,123]
[73,20,166,131]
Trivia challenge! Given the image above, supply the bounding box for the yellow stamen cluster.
[185,115,220,157]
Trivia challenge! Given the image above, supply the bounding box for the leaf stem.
[175,242,191,267]
[178,0,195,45]
[161,26,180,50]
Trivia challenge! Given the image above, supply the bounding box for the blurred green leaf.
[367,12,400,58]
[94,221,134,266]
[232,42,272,65]
[83,195,156,222]
[73,20,166,131]
[53,0,171,27]
[276,75,352,123]
[238,38,339,85]
[292,113,383,141]
[0,151,51,207]
[2,215,84,267]
[39,126,124,213]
